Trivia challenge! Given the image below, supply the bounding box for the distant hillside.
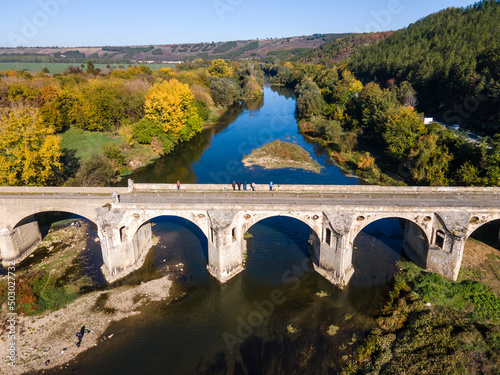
[0,34,351,64]
[347,0,500,131]
[293,32,393,65]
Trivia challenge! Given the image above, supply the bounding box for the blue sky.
[1,0,477,47]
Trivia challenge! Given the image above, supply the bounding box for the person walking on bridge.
[232,181,236,190]
[269,181,273,191]
[176,180,180,190]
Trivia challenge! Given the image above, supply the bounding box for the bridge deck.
[1,190,499,209]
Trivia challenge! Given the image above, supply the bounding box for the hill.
[347,0,500,132]
[293,32,394,65]
[0,34,351,65]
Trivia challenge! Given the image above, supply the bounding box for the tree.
[295,79,325,119]
[144,79,202,140]
[86,60,95,74]
[0,106,62,185]
[455,161,482,186]
[208,59,233,78]
[384,106,425,159]
[71,154,115,187]
[210,77,241,106]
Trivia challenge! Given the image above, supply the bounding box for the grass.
[243,140,323,173]
[61,126,122,161]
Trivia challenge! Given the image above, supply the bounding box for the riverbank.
[242,140,323,173]
[342,237,500,374]
[298,127,404,186]
[0,224,173,374]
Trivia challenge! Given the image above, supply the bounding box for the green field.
[0,62,175,74]
[60,127,122,161]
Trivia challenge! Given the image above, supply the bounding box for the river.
[122,86,358,185]
[43,86,407,374]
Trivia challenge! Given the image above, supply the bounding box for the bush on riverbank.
[343,261,500,375]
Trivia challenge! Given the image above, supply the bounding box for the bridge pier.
[310,213,355,287]
[422,212,471,281]
[97,208,153,283]
[207,210,244,283]
[402,221,430,269]
[0,215,42,264]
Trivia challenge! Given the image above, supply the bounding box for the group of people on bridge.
[175,180,275,191]
[231,181,273,191]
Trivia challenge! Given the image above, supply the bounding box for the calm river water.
[44,86,407,374]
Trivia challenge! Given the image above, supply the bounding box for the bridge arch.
[349,213,430,243]
[126,210,211,244]
[236,211,322,241]
[1,209,103,271]
[350,214,431,274]
[466,214,500,240]
[239,214,319,284]
[12,208,98,231]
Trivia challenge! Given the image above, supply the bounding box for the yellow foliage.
[357,152,375,170]
[0,106,62,185]
[348,79,363,94]
[144,79,196,136]
[118,123,135,147]
[245,77,263,100]
[208,59,233,78]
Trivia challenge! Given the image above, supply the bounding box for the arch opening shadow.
[131,216,210,285]
[5,210,106,294]
[462,219,500,287]
[244,216,317,285]
[352,218,428,288]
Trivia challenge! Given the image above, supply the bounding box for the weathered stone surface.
[1,184,500,286]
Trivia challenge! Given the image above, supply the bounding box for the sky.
[0,0,477,48]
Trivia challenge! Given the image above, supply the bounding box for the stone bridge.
[1,181,500,287]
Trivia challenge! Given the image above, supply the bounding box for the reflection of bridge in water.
[2,181,500,287]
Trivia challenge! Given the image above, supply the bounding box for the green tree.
[384,107,425,159]
[71,154,115,187]
[296,79,325,119]
[455,161,482,186]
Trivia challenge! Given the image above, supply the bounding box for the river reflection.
[123,86,358,186]
[48,216,406,375]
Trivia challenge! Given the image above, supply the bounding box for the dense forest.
[348,0,500,133]
[0,59,263,186]
[293,31,394,66]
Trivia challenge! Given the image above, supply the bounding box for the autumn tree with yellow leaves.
[144,79,202,144]
[208,59,233,78]
[0,106,62,185]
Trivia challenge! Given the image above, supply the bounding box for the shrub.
[210,77,241,107]
[103,142,126,166]
[71,154,116,187]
